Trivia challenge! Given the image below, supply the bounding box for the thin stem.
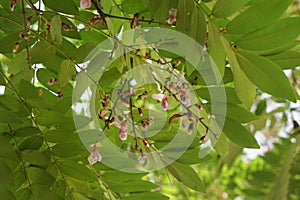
[21,0,32,68]
[8,124,35,198]
[91,0,107,25]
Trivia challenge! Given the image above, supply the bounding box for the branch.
[91,0,107,25]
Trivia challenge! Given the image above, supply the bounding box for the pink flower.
[152,93,165,101]
[166,8,177,24]
[152,93,168,110]
[80,0,91,9]
[162,97,168,110]
[88,145,102,165]
[118,129,128,140]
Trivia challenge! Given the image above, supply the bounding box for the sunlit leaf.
[30,41,56,64]
[226,0,293,34]
[58,59,76,88]
[212,0,248,18]
[167,161,205,192]
[50,15,62,45]
[236,50,298,102]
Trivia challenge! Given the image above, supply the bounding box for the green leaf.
[167,161,206,192]
[36,109,68,126]
[50,15,62,45]
[0,107,21,123]
[207,20,225,78]
[22,150,50,166]
[0,160,14,185]
[0,188,15,200]
[30,41,56,64]
[0,32,20,54]
[196,86,241,104]
[0,72,5,85]
[56,38,78,59]
[18,79,38,99]
[226,0,293,34]
[1,8,34,31]
[214,133,228,157]
[43,0,79,15]
[0,135,19,162]
[60,160,97,181]
[45,129,78,143]
[75,42,98,63]
[266,138,297,200]
[177,148,213,164]
[58,59,76,88]
[111,180,158,193]
[212,0,248,18]
[33,186,63,200]
[123,192,169,200]
[149,0,178,23]
[266,50,300,70]
[27,167,55,186]
[220,35,256,109]
[59,16,82,40]
[52,143,84,158]
[7,50,27,74]
[102,171,147,183]
[236,17,300,52]
[176,0,206,45]
[236,50,297,102]
[18,136,43,151]
[15,126,40,137]
[220,118,259,148]
[122,0,149,14]
[210,103,258,123]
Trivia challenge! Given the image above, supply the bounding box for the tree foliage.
[0,0,299,199]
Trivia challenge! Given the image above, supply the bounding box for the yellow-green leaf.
[226,0,293,34]
[58,59,76,88]
[220,35,256,109]
[236,50,298,102]
[50,15,62,45]
[212,0,248,18]
[236,17,300,52]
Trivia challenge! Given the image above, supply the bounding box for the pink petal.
[120,120,127,131]
[118,129,128,140]
[152,93,165,101]
[162,97,168,110]
[80,0,91,9]
[88,145,102,165]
